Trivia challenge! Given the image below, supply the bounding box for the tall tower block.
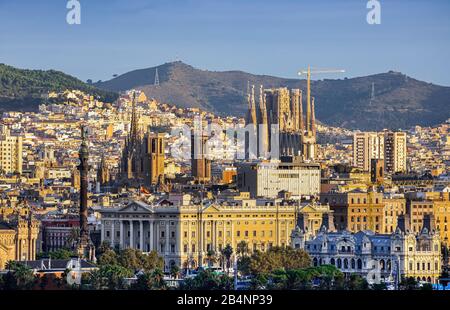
[191,132,211,183]
[145,132,166,185]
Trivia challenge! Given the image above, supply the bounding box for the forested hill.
[0,64,118,111]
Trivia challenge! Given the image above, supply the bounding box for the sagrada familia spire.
[245,81,317,161]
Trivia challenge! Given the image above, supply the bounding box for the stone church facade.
[0,216,40,270]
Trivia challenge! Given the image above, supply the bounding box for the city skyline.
[0,0,450,85]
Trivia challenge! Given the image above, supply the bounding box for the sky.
[0,0,449,85]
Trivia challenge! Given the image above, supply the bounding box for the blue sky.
[0,0,449,85]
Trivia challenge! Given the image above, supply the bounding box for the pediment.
[202,204,221,213]
[299,204,319,213]
[119,201,153,213]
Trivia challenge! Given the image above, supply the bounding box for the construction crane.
[297,66,345,132]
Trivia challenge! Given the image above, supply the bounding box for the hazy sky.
[0,0,449,85]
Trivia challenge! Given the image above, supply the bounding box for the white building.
[236,157,320,199]
[292,215,441,285]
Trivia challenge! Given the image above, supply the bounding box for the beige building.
[0,216,40,270]
[0,125,23,174]
[383,197,406,233]
[99,197,331,271]
[353,131,407,174]
[353,132,384,172]
[237,157,320,199]
[320,191,385,233]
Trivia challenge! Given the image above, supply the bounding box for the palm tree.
[170,265,180,279]
[206,250,216,267]
[150,268,166,290]
[221,245,233,273]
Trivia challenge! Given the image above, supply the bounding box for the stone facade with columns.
[0,216,40,270]
[99,198,302,271]
[100,197,333,272]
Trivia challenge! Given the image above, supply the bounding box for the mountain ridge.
[95,61,450,130]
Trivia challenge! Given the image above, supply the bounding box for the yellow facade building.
[0,216,40,270]
[100,197,332,271]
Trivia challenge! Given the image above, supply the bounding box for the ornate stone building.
[120,93,166,187]
[0,215,40,270]
[291,214,442,284]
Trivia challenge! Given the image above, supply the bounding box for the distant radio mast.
[154,68,160,86]
[370,82,375,105]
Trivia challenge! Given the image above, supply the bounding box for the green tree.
[88,265,133,290]
[132,269,167,290]
[141,250,164,271]
[170,265,180,279]
[97,249,119,266]
[399,277,418,290]
[205,250,217,267]
[371,283,387,290]
[5,263,36,290]
[236,241,249,257]
[221,245,233,272]
[180,270,233,290]
[249,247,311,275]
[346,274,369,290]
[97,241,113,257]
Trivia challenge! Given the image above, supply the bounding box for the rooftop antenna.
[370,82,375,105]
[154,68,160,86]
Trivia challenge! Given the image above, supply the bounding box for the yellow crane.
[297,66,345,132]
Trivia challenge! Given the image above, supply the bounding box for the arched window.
[357,259,362,270]
[313,257,318,267]
[344,258,349,269]
[380,259,385,271]
[330,258,335,266]
[351,258,356,269]
[387,260,392,271]
[337,258,342,268]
